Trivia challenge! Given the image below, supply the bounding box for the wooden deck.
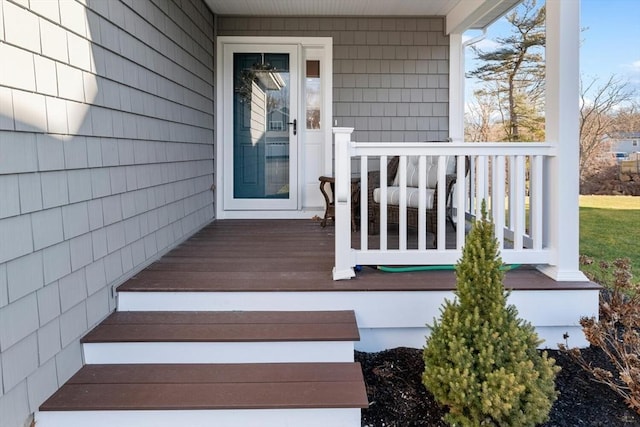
[119,219,599,293]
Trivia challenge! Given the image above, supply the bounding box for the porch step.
[81,310,359,364]
[36,362,368,427]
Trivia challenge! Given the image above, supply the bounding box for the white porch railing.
[332,127,557,281]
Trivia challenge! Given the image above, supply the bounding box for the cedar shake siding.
[0,1,214,425]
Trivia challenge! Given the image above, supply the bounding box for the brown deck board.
[66,363,365,384]
[147,258,332,272]
[167,248,332,258]
[121,266,598,292]
[81,310,360,343]
[100,310,357,324]
[117,219,599,293]
[40,363,369,411]
[40,382,368,410]
[81,323,360,343]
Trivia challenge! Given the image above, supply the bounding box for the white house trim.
[446,0,520,34]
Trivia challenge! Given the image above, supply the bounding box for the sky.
[465,0,640,99]
[580,0,640,90]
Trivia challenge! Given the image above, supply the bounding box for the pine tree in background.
[467,0,546,142]
[422,202,559,426]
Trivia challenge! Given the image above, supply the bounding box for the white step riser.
[117,291,449,326]
[118,289,598,326]
[83,341,354,364]
[117,289,599,350]
[35,408,361,427]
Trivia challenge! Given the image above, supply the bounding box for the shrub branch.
[560,258,640,413]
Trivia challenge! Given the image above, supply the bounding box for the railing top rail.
[351,141,555,157]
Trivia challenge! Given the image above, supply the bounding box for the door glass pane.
[306,60,321,130]
[233,53,290,199]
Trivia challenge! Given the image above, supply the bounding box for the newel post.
[332,127,356,280]
[540,0,588,281]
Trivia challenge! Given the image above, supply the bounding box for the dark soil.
[357,346,640,426]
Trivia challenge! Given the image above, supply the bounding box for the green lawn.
[579,195,640,276]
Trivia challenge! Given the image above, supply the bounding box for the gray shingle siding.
[0,1,215,425]
[217,16,450,142]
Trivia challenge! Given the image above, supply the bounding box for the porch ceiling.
[203,0,522,32]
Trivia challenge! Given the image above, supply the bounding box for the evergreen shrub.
[422,204,559,426]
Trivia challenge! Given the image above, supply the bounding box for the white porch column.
[332,127,356,280]
[539,0,588,281]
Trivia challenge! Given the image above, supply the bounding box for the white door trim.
[216,36,333,219]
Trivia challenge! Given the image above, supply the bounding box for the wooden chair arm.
[432,173,457,211]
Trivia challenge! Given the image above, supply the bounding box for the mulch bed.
[357,346,640,426]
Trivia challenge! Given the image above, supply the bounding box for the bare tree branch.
[579,75,637,179]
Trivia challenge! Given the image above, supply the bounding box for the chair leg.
[446,203,456,230]
[369,211,380,236]
[447,215,456,230]
[369,217,380,235]
[428,216,437,247]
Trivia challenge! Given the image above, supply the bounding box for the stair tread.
[65,363,365,384]
[81,311,360,343]
[40,363,369,411]
[102,310,357,324]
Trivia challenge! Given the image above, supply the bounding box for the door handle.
[288,119,297,135]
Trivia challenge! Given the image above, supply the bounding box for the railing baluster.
[513,155,526,251]
[494,155,506,250]
[418,155,427,251]
[436,155,447,250]
[360,155,368,251]
[508,156,516,232]
[482,156,491,203]
[455,155,466,250]
[380,155,388,251]
[475,156,487,218]
[531,155,544,250]
[469,156,476,219]
[487,156,496,217]
[398,155,407,251]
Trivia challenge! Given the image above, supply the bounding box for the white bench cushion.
[392,156,456,188]
[373,186,436,209]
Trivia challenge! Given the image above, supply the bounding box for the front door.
[217,37,333,218]
[222,43,299,211]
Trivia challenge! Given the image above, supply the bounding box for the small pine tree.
[422,203,559,426]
